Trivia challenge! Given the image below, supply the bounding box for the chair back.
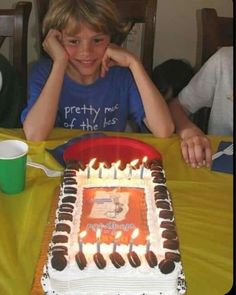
[0,1,32,101]
[36,0,157,76]
[193,8,233,134]
[36,0,48,56]
[199,8,233,66]
[113,0,157,75]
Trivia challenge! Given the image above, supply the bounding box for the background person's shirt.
[0,54,24,128]
[178,46,233,135]
[21,58,146,132]
[0,71,2,91]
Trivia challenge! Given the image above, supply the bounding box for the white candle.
[146,235,151,252]
[113,160,121,179]
[140,156,148,179]
[96,228,101,252]
[98,162,104,178]
[128,159,139,179]
[112,231,122,252]
[87,158,96,178]
[128,163,132,178]
[129,228,139,252]
[78,230,87,252]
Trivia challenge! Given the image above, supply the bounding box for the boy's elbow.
[23,125,48,142]
[168,121,175,136]
[153,121,175,138]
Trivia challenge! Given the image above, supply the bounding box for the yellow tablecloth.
[0,128,233,295]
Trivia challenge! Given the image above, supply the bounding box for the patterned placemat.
[30,187,60,295]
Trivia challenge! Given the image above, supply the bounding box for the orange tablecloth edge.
[30,187,60,295]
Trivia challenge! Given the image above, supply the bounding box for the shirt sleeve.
[178,50,221,114]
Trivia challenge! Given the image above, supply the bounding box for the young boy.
[21,0,174,141]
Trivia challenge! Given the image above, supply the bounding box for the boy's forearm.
[168,98,203,138]
[23,63,66,141]
[129,59,174,137]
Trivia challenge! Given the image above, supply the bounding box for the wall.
[154,0,233,68]
[0,0,233,69]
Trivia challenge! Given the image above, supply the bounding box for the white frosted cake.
[41,159,186,295]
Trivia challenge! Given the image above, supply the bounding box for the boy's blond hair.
[42,0,130,44]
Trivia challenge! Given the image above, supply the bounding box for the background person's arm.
[168,98,212,168]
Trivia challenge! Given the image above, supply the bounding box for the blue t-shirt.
[21,58,145,132]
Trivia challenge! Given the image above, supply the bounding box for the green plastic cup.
[0,140,28,194]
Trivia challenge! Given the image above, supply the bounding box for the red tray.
[63,136,161,166]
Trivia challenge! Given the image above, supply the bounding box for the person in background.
[0,53,24,128]
[152,58,194,102]
[168,46,233,168]
[21,0,174,141]
[0,70,2,92]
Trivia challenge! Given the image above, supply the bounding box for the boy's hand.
[100,43,139,77]
[42,29,68,65]
[180,129,212,168]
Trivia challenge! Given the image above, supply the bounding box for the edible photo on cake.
[81,187,148,245]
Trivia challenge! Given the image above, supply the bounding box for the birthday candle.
[128,163,132,178]
[113,163,117,179]
[78,230,87,252]
[146,235,151,252]
[113,231,122,252]
[140,156,148,179]
[98,162,104,178]
[129,228,139,252]
[113,160,121,179]
[128,159,139,178]
[96,228,101,252]
[87,158,96,178]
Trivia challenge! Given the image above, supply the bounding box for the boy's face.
[62,22,110,84]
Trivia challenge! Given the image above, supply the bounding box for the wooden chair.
[112,0,157,75]
[199,8,233,67]
[0,1,32,102]
[36,0,157,76]
[193,7,233,133]
[36,0,48,57]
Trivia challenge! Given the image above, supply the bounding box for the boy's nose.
[80,40,93,55]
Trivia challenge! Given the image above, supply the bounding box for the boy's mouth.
[72,58,97,68]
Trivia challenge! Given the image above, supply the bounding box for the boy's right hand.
[180,128,212,168]
[42,29,69,65]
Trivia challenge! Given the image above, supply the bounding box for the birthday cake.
[41,158,186,295]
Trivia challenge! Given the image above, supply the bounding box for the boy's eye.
[69,39,80,45]
[62,38,80,45]
[93,38,103,43]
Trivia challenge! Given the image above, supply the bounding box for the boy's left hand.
[100,44,138,77]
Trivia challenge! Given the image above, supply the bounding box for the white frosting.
[42,165,186,295]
